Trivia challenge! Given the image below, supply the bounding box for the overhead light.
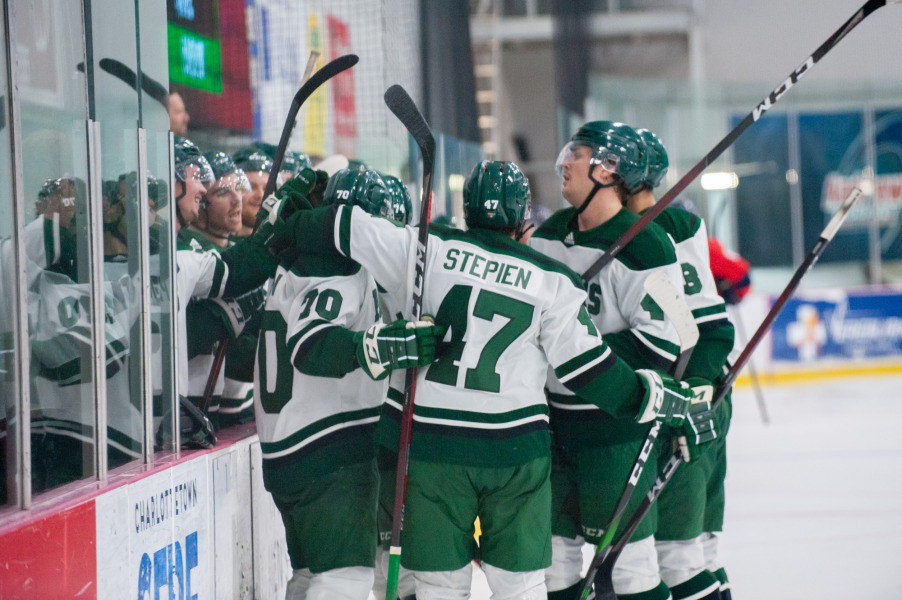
[701,172,739,190]
[448,174,466,192]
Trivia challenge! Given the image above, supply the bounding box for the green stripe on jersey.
[412,401,548,426]
[376,399,551,467]
[262,426,377,492]
[554,345,610,384]
[260,405,380,457]
[338,205,353,257]
[692,303,729,326]
[633,329,681,361]
[653,206,701,244]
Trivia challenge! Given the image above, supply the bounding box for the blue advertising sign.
[771,289,902,362]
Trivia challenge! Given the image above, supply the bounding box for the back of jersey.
[339,211,604,467]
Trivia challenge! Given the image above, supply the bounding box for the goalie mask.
[637,128,669,190]
[381,174,413,225]
[324,168,394,220]
[463,160,531,231]
[557,121,648,196]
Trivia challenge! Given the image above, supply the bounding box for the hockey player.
[369,172,418,600]
[626,128,735,600]
[166,136,280,447]
[190,152,249,248]
[527,122,688,600]
[233,146,279,238]
[273,159,717,599]
[181,151,259,428]
[254,167,443,600]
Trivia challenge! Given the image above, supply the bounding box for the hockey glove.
[308,169,330,208]
[280,171,318,202]
[674,378,719,463]
[208,287,266,338]
[354,318,446,381]
[635,369,694,427]
[254,187,309,248]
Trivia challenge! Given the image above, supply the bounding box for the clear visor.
[177,156,215,185]
[209,170,251,196]
[554,142,621,178]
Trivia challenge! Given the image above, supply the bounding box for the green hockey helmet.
[559,121,648,191]
[203,151,250,194]
[173,136,214,185]
[204,151,239,181]
[232,146,274,174]
[463,160,531,230]
[381,174,413,225]
[323,168,394,219]
[121,171,168,209]
[636,128,669,189]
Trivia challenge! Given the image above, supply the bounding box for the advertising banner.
[770,288,902,362]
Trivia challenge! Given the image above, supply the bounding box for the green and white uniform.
[253,252,385,583]
[529,206,682,598]
[175,231,228,403]
[179,230,230,423]
[317,205,650,585]
[650,207,734,599]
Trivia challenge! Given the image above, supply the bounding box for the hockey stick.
[383,83,436,600]
[581,0,891,283]
[577,271,699,600]
[263,53,358,199]
[590,188,863,599]
[78,58,169,110]
[198,54,358,415]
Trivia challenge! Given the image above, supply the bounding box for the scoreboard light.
[167,0,223,93]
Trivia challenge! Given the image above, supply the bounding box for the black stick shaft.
[581,0,886,282]
[202,55,358,415]
[382,84,436,600]
[262,54,359,200]
[592,188,863,593]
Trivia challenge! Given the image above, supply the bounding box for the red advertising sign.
[328,15,357,158]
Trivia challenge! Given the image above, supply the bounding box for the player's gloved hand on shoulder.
[355,318,446,380]
[674,377,719,462]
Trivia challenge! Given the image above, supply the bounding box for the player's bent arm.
[274,204,412,298]
[604,328,675,371]
[292,324,359,378]
[221,235,279,297]
[686,320,735,382]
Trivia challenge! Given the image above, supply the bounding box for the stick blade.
[643,271,699,352]
[293,54,358,107]
[384,84,436,164]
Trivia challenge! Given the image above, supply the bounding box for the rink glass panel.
[0,0,175,510]
[15,0,96,496]
[1,9,16,507]
[89,0,145,471]
[138,0,180,456]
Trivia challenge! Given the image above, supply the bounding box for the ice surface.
[462,374,902,599]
